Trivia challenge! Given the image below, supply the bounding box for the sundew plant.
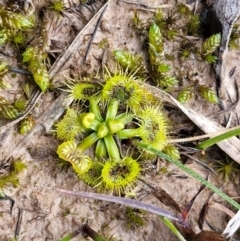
[55,67,177,195]
[55,4,222,195]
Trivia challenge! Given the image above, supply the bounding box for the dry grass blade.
[140,178,182,213]
[209,202,235,218]
[57,189,183,223]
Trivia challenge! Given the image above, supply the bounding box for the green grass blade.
[160,217,187,241]
[59,234,73,241]
[196,126,240,149]
[135,142,240,210]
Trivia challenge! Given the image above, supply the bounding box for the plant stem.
[135,142,240,210]
[89,98,103,122]
[105,100,119,121]
[104,134,121,161]
[89,119,101,132]
[115,112,133,125]
[58,189,182,222]
[117,128,142,139]
[77,132,99,153]
[95,139,107,157]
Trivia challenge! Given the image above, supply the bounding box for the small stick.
[181,152,217,176]
[0,192,15,215]
[15,208,23,239]
[82,3,95,13]
[229,66,236,77]
[193,0,199,15]
[226,112,233,128]
[175,143,200,154]
[120,0,172,9]
[83,3,108,62]
[9,67,31,75]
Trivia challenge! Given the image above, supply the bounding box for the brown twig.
[181,152,217,176]
[0,192,15,215]
[83,4,108,62]
[120,0,172,9]
[15,208,23,239]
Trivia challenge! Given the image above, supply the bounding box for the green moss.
[186,14,200,35]
[62,208,71,217]
[14,97,27,112]
[125,207,145,229]
[159,166,169,174]
[48,0,66,16]
[214,157,240,183]
[98,38,109,49]
[0,80,11,89]
[101,222,109,231]
[229,24,240,50]
[0,159,26,189]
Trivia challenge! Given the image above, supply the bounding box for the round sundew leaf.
[102,73,149,111]
[57,141,92,174]
[138,106,168,151]
[101,157,141,194]
[55,108,83,141]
